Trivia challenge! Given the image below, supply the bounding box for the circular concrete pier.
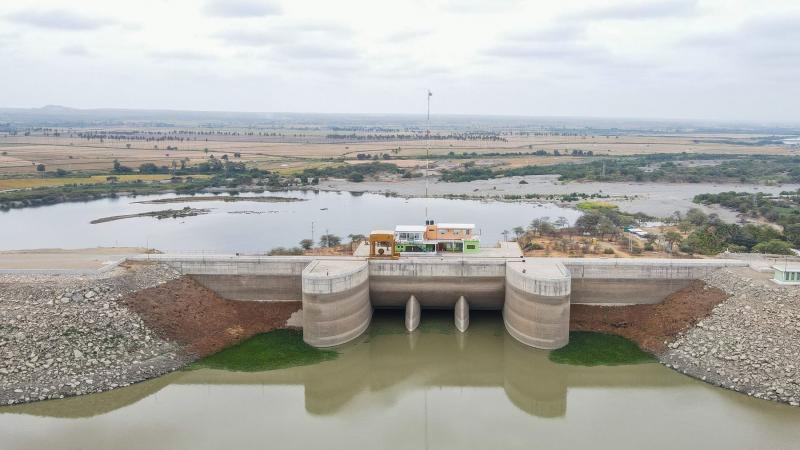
[503,260,571,350]
[301,259,371,347]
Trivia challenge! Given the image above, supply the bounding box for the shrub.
[752,239,794,255]
[603,248,615,255]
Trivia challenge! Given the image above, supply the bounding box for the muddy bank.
[90,207,209,224]
[123,276,300,357]
[570,280,728,354]
[0,263,300,406]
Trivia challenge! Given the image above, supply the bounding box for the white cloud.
[0,0,799,122]
[204,0,281,18]
[6,8,113,30]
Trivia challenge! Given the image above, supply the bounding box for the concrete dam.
[133,254,747,350]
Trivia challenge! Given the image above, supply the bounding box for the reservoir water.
[0,191,581,252]
[1,311,798,450]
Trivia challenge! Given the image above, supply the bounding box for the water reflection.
[3,312,800,450]
[1,312,684,419]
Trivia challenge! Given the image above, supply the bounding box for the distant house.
[772,264,800,285]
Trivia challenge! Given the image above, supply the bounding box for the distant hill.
[0,105,798,134]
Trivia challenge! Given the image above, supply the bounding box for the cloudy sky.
[1,0,799,122]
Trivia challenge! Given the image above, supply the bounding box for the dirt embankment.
[123,276,300,358]
[569,281,728,354]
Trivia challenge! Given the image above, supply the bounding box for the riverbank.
[661,268,800,406]
[0,263,300,406]
[573,268,800,407]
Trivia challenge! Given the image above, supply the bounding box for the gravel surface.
[0,263,190,406]
[661,269,800,406]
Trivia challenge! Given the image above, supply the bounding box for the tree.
[597,217,618,240]
[36,163,45,176]
[554,216,570,229]
[539,221,556,236]
[752,239,793,255]
[319,234,341,247]
[686,208,708,226]
[784,224,800,247]
[512,226,525,241]
[664,230,683,252]
[348,234,366,243]
[113,159,132,173]
[575,212,602,235]
[299,239,314,250]
[529,217,551,236]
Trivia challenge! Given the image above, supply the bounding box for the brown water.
[2,311,799,450]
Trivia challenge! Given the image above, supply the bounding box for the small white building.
[772,264,800,285]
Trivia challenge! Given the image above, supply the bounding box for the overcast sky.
[1,0,799,122]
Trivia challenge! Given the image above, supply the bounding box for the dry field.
[0,174,193,190]
[0,131,793,176]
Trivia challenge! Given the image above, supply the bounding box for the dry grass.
[0,131,792,176]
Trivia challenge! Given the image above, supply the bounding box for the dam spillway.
[131,254,748,349]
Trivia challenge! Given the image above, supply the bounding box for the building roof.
[772,264,800,272]
[395,225,426,232]
[436,223,475,229]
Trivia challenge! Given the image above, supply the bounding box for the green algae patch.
[549,332,655,366]
[189,329,338,372]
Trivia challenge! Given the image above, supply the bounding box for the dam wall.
[138,255,313,301]
[130,254,748,349]
[369,258,506,309]
[562,259,740,304]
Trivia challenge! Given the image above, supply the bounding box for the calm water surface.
[1,311,798,450]
[0,191,580,252]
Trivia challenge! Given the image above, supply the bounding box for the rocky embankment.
[662,268,800,406]
[0,264,189,406]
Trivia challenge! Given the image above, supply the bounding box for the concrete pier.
[405,295,420,332]
[503,260,571,349]
[301,260,371,347]
[455,296,469,332]
[134,254,749,350]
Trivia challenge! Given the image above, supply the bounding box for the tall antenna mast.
[425,89,432,204]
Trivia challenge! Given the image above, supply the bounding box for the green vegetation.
[189,330,337,372]
[674,207,792,255]
[267,247,305,256]
[440,154,800,184]
[301,161,401,181]
[694,190,800,247]
[549,332,655,366]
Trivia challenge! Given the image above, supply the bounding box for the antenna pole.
[425,90,431,203]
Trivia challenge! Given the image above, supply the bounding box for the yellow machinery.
[369,230,398,258]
